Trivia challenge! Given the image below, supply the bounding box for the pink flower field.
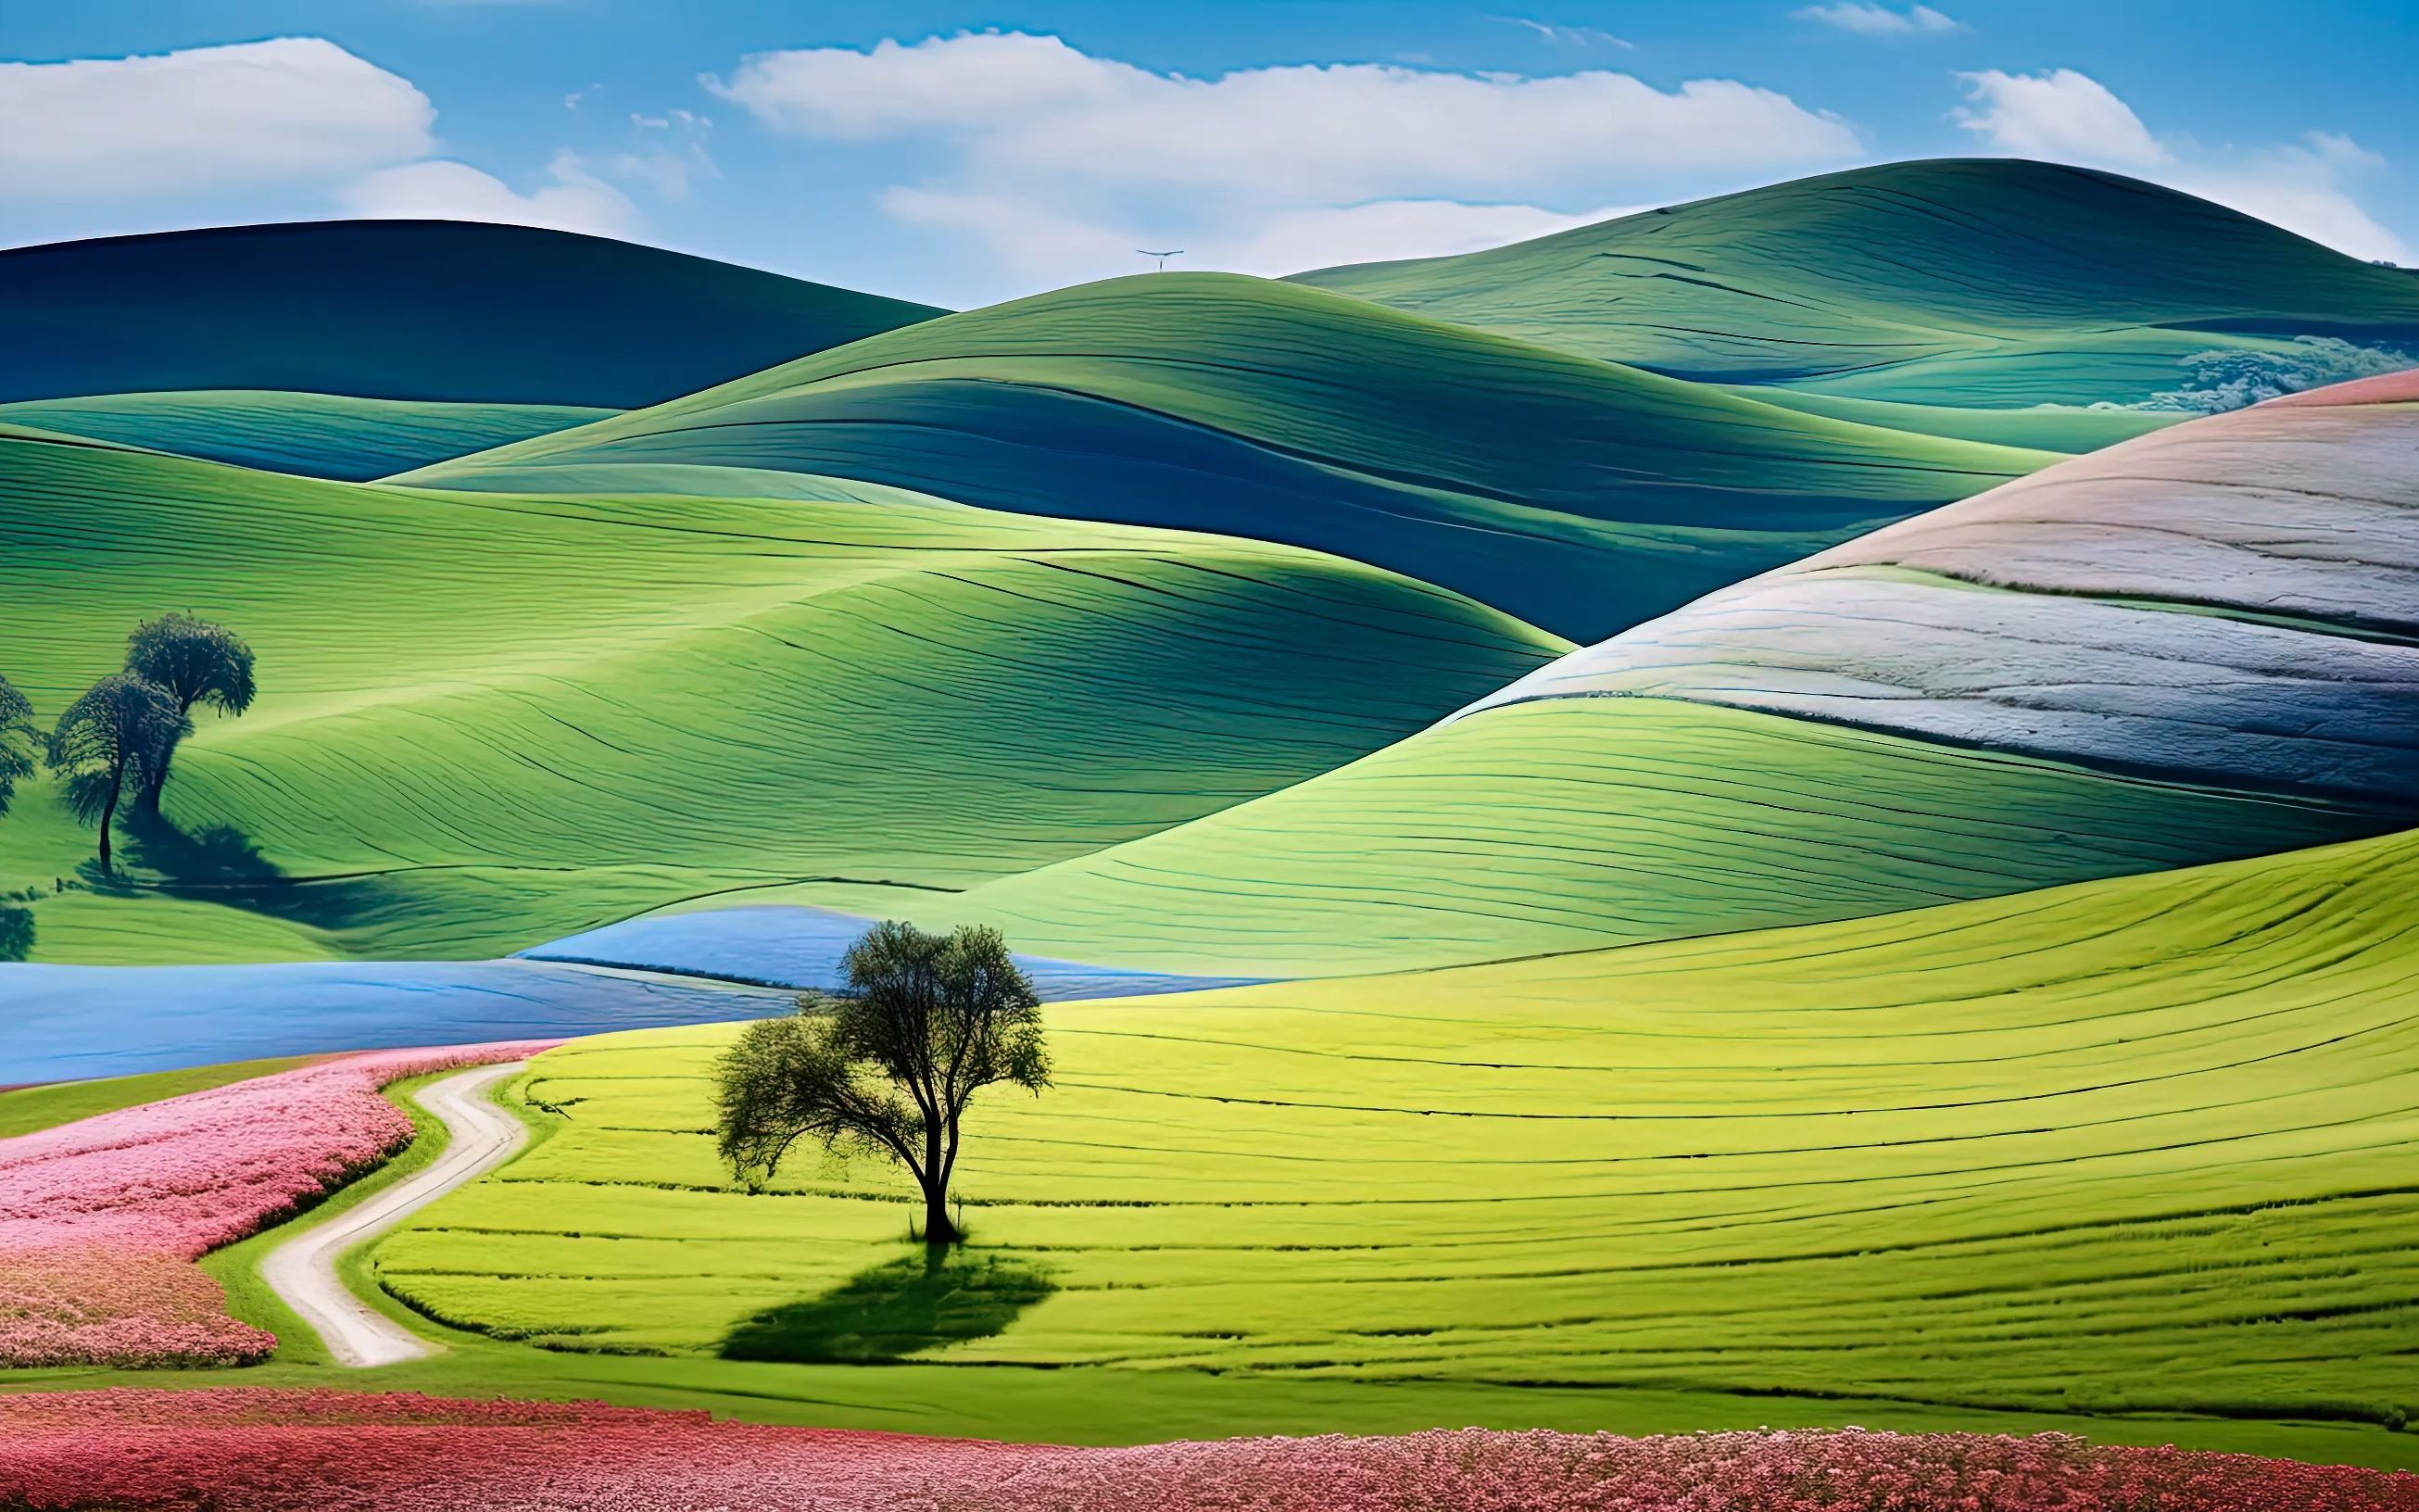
[0,1390,2413,1511]
[0,1044,550,1367]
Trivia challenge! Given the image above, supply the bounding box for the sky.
[4,1,2414,309]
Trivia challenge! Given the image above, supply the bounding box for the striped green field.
[1716,385,2182,454]
[376,824,2419,1439]
[405,272,2053,641]
[1297,158,2419,411]
[845,697,2385,976]
[0,423,1560,962]
[0,392,614,480]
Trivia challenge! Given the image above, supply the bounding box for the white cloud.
[1951,69,2409,263]
[338,152,636,237]
[709,32,1859,205]
[1213,198,1650,274]
[712,32,1127,142]
[2180,134,2410,264]
[711,31,1859,298]
[611,108,717,199]
[0,38,433,198]
[1954,68,2167,168]
[886,189,1648,285]
[1796,4,1960,35]
[880,189,1144,285]
[1496,18,1635,48]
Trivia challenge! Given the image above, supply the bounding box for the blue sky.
[4,1,2413,307]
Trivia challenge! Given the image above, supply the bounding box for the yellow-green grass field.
[0,423,1559,962]
[367,825,2419,1457]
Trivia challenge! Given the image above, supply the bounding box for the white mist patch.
[2096,337,2418,415]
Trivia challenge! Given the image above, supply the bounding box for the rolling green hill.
[0,220,941,409]
[1468,370,2419,805]
[0,422,1560,963]
[890,697,2384,975]
[1297,159,2419,411]
[379,823,2419,1448]
[842,376,2419,976]
[402,273,2052,641]
[0,392,614,481]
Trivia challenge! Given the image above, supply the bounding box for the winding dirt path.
[258,1061,529,1367]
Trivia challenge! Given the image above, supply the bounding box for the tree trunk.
[140,719,187,816]
[921,1179,960,1245]
[97,769,120,876]
[919,1124,959,1244]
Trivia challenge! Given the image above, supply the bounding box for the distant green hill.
[1297,159,2419,411]
[0,422,1559,962]
[0,220,941,409]
[403,272,2050,640]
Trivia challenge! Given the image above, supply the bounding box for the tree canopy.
[125,612,256,810]
[48,674,178,874]
[126,612,257,721]
[0,674,35,820]
[715,921,1049,1244]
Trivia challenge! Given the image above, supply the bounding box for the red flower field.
[1,1390,2412,1511]
[0,1044,549,1367]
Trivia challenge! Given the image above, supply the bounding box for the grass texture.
[403,272,2053,641]
[0,424,1560,962]
[877,697,2386,976]
[0,392,614,480]
[376,825,2419,1440]
[1297,158,2419,410]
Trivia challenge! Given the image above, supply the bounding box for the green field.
[0,423,1558,961]
[355,825,2419,1455]
[865,697,2386,975]
[0,392,615,480]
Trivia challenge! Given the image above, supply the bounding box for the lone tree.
[0,674,36,820]
[124,612,256,813]
[715,921,1049,1244]
[48,674,178,875]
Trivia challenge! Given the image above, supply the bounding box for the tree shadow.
[719,1249,1056,1364]
[121,813,280,883]
[109,813,389,935]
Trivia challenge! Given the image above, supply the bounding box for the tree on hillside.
[714,921,1050,1244]
[0,674,36,820]
[124,612,256,813]
[48,674,178,875]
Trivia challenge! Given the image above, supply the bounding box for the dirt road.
[258,1060,529,1367]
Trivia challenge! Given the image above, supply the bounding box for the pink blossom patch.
[0,1390,2413,1511]
[0,1043,549,1368]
